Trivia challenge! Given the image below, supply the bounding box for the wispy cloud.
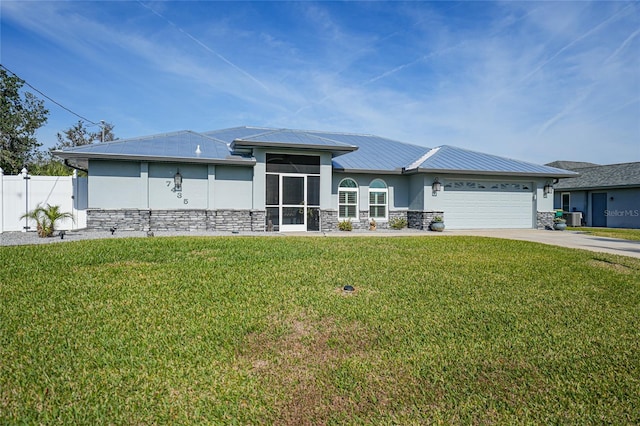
[604,27,640,64]
[136,1,270,92]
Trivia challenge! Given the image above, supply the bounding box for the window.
[445,180,532,192]
[338,178,358,219]
[369,179,388,220]
[266,154,320,174]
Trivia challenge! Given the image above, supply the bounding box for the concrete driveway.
[445,229,640,259]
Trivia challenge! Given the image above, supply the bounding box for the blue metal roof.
[410,145,578,176]
[203,126,274,143]
[53,130,253,165]
[55,126,577,177]
[331,135,430,172]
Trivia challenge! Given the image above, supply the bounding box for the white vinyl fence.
[0,168,87,233]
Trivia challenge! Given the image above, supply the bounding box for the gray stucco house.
[55,126,576,232]
[548,161,640,229]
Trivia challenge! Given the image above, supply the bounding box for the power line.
[0,64,99,126]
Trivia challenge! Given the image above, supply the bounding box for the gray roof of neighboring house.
[554,162,640,190]
[54,126,576,177]
[546,160,600,170]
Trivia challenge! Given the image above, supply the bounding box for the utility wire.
[0,64,99,126]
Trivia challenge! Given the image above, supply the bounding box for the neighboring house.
[54,126,576,232]
[547,161,640,229]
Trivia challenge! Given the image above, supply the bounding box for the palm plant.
[21,204,73,237]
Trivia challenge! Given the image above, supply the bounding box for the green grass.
[1,236,639,424]
[568,226,640,241]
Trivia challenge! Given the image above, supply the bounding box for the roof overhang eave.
[410,167,579,178]
[52,151,256,166]
[232,139,358,155]
[332,167,405,175]
[554,184,640,191]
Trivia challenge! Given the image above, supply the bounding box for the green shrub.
[20,203,73,237]
[338,220,353,231]
[389,217,407,230]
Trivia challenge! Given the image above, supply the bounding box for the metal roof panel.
[331,135,430,172]
[415,145,578,177]
[55,131,246,162]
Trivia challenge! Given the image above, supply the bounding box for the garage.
[441,180,534,229]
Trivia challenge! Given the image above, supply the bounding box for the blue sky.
[1,1,639,165]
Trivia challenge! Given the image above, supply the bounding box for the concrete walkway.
[444,229,640,259]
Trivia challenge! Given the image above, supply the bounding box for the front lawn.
[1,236,639,424]
[568,226,640,241]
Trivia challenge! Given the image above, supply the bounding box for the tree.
[29,151,76,176]
[54,120,115,149]
[0,68,49,174]
[38,120,116,176]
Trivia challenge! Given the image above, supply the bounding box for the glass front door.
[266,173,320,232]
[281,175,306,232]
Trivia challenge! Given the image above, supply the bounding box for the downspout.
[64,159,88,174]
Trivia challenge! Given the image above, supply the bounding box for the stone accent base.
[87,209,151,231]
[537,211,555,230]
[408,211,444,230]
[88,209,451,233]
[215,210,263,232]
[87,209,267,232]
[320,210,339,232]
[150,210,209,231]
[251,210,266,232]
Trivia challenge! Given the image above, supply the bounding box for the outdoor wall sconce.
[432,178,442,195]
[543,183,553,197]
[174,170,183,191]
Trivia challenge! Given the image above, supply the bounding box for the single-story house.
[54,126,577,232]
[547,161,640,229]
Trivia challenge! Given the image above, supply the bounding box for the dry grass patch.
[240,311,395,425]
[587,258,634,274]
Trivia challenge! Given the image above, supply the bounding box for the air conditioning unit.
[563,212,582,226]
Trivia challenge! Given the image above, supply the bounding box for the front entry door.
[281,175,306,232]
[592,193,607,227]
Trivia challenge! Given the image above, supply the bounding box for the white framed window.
[338,178,358,219]
[369,179,388,220]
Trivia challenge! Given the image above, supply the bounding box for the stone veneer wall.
[320,210,444,232]
[87,209,266,232]
[320,210,339,232]
[537,211,555,230]
[214,210,262,232]
[87,209,151,231]
[407,211,445,230]
[89,209,453,233]
[150,210,209,231]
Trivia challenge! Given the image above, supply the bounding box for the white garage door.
[441,181,534,229]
